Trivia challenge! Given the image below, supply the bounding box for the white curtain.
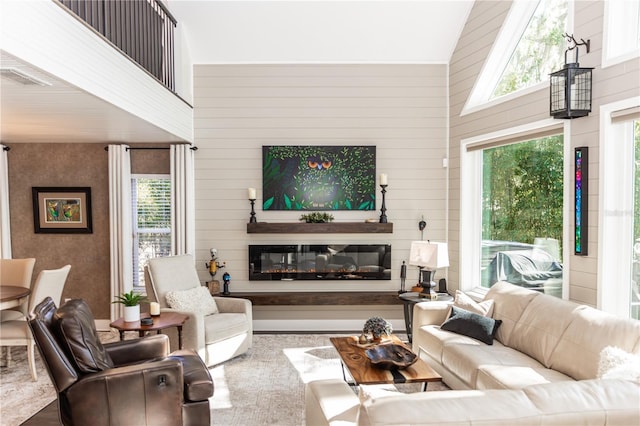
[108,145,132,321]
[0,145,11,259]
[170,144,195,256]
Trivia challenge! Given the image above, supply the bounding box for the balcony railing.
[57,0,176,92]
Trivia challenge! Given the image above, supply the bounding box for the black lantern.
[550,34,593,119]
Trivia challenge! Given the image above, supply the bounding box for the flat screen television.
[262,145,376,210]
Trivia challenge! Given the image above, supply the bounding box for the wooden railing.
[57,0,176,92]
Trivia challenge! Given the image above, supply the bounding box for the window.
[603,0,640,67]
[463,0,570,114]
[600,99,640,319]
[132,175,171,289]
[461,120,569,296]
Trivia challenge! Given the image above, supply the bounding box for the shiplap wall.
[192,64,448,330]
[448,0,640,307]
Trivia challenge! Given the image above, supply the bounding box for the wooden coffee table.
[110,312,189,349]
[330,335,442,390]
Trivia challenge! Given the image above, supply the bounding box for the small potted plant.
[112,290,148,322]
[362,316,393,342]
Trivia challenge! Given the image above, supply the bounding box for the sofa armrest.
[66,359,184,425]
[412,301,451,328]
[105,334,170,365]
[305,379,360,426]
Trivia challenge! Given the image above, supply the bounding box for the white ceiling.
[1,1,474,144]
[169,1,475,64]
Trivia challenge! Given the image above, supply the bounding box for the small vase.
[123,305,140,322]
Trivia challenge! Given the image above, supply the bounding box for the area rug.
[1,332,447,426]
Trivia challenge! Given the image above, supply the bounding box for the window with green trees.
[480,134,564,294]
[492,0,568,99]
[131,175,171,289]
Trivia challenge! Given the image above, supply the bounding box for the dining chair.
[0,264,70,380]
[0,258,36,321]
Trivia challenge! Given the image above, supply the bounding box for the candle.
[248,187,257,200]
[380,173,388,186]
[150,302,160,316]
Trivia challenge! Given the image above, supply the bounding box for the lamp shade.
[408,241,449,270]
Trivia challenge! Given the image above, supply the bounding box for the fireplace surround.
[249,244,391,281]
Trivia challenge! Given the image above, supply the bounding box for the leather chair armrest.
[65,359,185,426]
[105,334,170,365]
[213,297,252,314]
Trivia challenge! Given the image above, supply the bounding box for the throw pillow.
[597,346,640,383]
[54,299,115,373]
[441,306,502,345]
[165,285,219,315]
[453,290,494,317]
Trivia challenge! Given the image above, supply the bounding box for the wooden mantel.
[246,222,393,234]
[223,292,402,306]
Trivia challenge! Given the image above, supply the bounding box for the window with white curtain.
[599,100,640,319]
[131,175,171,289]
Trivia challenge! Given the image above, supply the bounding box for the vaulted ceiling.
[0,1,475,144]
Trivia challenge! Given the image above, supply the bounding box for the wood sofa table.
[330,335,442,390]
[110,312,189,349]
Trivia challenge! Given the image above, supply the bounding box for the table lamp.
[408,241,449,298]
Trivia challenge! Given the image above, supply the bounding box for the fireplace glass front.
[249,244,391,281]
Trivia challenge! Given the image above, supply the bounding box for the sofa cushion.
[442,339,551,389]
[441,306,502,345]
[453,290,494,317]
[549,306,640,380]
[204,313,249,344]
[523,379,640,425]
[508,295,583,367]
[484,281,540,346]
[166,285,219,315]
[54,299,114,373]
[476,364,574,390]
[597,346,640,382]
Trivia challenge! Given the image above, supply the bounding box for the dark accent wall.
[7,143,169,318]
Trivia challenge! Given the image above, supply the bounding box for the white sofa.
[305,282,640,425]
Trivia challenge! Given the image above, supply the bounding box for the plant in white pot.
[112,290,148,322]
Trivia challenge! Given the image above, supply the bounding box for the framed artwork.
[262,145,376,210]
[32,187,93,234]
[574,147,588,255]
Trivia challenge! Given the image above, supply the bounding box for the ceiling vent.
[0,68,51,86]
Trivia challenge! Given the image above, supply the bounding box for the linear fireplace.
[249,244,391,281]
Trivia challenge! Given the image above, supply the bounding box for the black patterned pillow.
[441,306,502,345]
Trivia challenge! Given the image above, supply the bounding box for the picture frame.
[32,187,93,234]
[262,145,376,211]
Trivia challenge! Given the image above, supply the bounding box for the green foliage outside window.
[492,0,568,98]
[482,135,564,254]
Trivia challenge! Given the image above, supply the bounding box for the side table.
[110,311,189,349]
[399,292,453,343]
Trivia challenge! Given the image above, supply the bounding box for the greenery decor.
[112,290,148,307]
[299,212,334,223]
[363,316,393,339]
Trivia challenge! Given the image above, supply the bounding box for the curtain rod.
[2,146,9,151]
[103,145,197,151]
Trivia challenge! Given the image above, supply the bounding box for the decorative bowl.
[365,344,418,370]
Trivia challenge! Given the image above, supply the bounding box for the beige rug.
[0,332,447,426]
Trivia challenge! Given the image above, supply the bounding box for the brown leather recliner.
[29,297,214,426]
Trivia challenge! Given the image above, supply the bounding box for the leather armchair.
[29,297,213,426]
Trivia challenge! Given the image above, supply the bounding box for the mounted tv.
[262,145,376,210]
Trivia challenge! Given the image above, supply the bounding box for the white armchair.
[145,254,252,366]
